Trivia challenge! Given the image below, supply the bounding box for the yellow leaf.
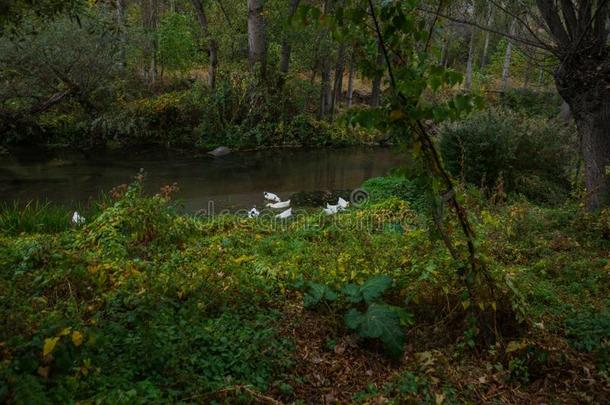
[59,327,72,336]
[43,337,60,357]
[233,255,254,265]
[461,299,470,310]
[506,340,526,353]
[390,110,406,122]
[37,366,49,378]
[72,331,84,347]
[435,393,445,404]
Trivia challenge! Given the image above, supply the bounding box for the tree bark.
[464,27,476,90]
[319,58,331,119]
[558,59,610,210]
[347,51,355,108]
[480,7,493,67]
[371,41,383,106]
[116,0,127,77]
[141,0,158,84]
[532,0,610,209]
[501,19,517,92]
[191,0,219,88]
[279,0,301,85]
[329,43,346,121]
[247,0,267,79]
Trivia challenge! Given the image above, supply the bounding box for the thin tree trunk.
[347,51,355,108]
[371,41,383,106]
[319,59,331,119]
[191,0,219,88]
[329,43,346,121]
[247,0,267,79]
[439,37,447,66]
[502,19,517,92]
[480,7,493,67]
[142,0,158,84]
[116,0,127,77]
[538,68,545,86]
[464,27,476,90]
[279,0,301,85]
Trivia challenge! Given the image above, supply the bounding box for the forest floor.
[0,178,608,404]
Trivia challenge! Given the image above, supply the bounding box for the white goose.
[264,191,281,203]
[248,207,260,218]
[266,200,291,209]
[71,211,85,225]
[276,208,292,219]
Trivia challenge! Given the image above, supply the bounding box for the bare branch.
[417,6,556,53]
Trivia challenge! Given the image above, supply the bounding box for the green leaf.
[341,283,362,303]
[358,303,405,357]
[303,282,336,308]
[388,305,415,327]
[360,275,393,303]
[345,308,364,330]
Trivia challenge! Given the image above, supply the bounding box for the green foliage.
[440,109,576,204]
[500,89,563,119]
[342,275,393,304]
[157,12,197,74]
[344,303,406,357]
[299,275,412,357]
[0,201,71,236]
[303,282,338,308]
[0,179,609,401]
[361,175,434,215]
[566,311,610,372]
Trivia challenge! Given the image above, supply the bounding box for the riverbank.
[0,178,608,403]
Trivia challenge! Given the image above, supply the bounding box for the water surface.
[0,147,404,212]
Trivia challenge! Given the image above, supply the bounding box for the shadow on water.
[0,146,405,213]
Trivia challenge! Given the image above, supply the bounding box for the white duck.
[71,211,85,225]
[266,200,291,209]
[264,191,281,203]
[248,207,260,218]
[276,208,292,219]
[323,204,339,215]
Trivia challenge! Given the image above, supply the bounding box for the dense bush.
[439,109,577,204]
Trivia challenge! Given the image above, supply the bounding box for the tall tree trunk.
[574,104,610,210]
[116,0,127,77]
[480,7,493,67]
[371,41,383,106]
[279,0,301,86]
[537,68,545,87]
[464,27,476,90]
[247,0,267,79]
[347,51,355,108]
[319,59,331,119]
[533,0,609,209]
[439,37,447,66]
[191,0,219,89]
[142,0,158,84]
[329,43,346,121]
[558,62,610,210]
[501,19,517,92]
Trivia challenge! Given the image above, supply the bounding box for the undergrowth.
[0,177,608,403]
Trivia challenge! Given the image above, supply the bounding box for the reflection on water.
[0,147,404,212]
